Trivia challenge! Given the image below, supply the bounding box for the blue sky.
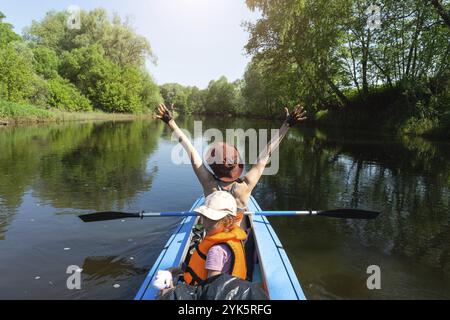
[1,0,261,88]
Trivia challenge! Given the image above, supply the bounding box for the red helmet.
[205,142,244,182]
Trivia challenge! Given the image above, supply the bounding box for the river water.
[0,117,449,299]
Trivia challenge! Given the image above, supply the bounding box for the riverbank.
[2,97,448,142]
[313,105,450,141]
[188,109,450,142]
[0,100,154,126]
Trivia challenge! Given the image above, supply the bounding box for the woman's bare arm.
[243,105,307,191]
[156,104,213,189]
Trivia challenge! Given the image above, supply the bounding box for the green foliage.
[159,83,209,114]
[0,99,53,120]
[47,77,92,111]
[140,72,164,111]
[245,0,353,108]
[29,75,50,107]
[315,110,329,121]
[241,59,302,116]
[400,117,440,136]
[24,8,156,67]
[93,66,144,113]
[160,83,191,112]
[0,42,36,103]
[241,61,266,115]
[23,11,68,51]
[31,46,60,79]
[186,86,206,114]
[60,45,143,112]
[204,76,239,114]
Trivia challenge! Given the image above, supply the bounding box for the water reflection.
[253,126,450,298]
[0,119,177,300]
[0,121,163,233]
[32,121,163,211]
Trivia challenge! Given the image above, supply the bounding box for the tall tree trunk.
[401,8,406,79]
[406,9,424,78]
[348,39,361,93]
[361,31,371,96]
[411,38,419,78]
[370,54,394,88]
[429,0,450,28]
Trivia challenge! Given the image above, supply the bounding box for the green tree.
[0,42,35,103]
[0,13,36,103]
[140,72,163,111]
[186,86,206,114]
[24,8,156,67]
[204,76,239,114]
[24,11,68,51]
[243,0,450,134]
[159,83,190,112]
[245,0,353,108]
[23,8,161,113]
[60,45,142,113]
[242,59,300,116]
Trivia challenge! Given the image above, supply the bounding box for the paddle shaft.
[79,208,380,222]
[139,211,319,217]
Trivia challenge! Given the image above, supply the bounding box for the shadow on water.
[81,256,148,280]
[67,256,151,300]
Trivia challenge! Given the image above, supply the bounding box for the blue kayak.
[135,196,306,300]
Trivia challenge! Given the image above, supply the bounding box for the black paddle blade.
[318,209,381,220]
[79,211,141,222]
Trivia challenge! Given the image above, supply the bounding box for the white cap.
[194,191,237,221]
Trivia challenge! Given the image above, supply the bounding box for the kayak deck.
[134,196,306,300]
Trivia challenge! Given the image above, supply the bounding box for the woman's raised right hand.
[155,103,174,124]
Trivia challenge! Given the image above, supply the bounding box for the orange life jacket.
[184,225,247,285]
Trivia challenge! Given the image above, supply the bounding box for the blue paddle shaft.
[143,211,318,217]
[79,208,379,222]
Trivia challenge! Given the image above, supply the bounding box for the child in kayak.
[184,191,247,284]
[153,191,247,293]
[155,103,307,215]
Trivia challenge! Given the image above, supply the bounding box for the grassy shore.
[0,100,153,125]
